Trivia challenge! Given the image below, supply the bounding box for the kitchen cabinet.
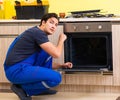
[0,23,19,83]
[0,23,19,35]
[112,22,120,85]
[18,22,64,65]
[0,21,64,85]
[1,19,120,93]
[0,35,17,83]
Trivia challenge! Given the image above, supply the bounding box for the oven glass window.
[71,37,107,66]
[64,32,112,70]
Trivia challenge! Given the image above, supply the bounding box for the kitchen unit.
[1,18,120,93]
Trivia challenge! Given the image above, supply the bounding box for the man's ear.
[42,20,46,25]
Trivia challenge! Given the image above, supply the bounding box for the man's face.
[42,17,58,35]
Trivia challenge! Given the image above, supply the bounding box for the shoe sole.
[11,85,32,100]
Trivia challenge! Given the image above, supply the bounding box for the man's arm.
[40,33,66,58]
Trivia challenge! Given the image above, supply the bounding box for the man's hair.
[40,13,59,26]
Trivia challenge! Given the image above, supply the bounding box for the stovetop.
[67,9,115,18]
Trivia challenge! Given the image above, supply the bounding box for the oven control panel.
[64,22,111,32]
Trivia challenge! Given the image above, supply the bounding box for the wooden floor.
[0,92,120,100]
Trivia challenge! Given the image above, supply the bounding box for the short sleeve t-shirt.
[5,26,49,66]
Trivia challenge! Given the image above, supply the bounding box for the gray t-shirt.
[5,26,49,66]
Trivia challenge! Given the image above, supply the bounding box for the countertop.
[0,17,120,23]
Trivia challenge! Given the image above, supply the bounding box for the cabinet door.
[18,22,39,34]
[49,25,64,64]
[0,24,64,83]
[0,23,19,35]
[112,23,120,85]
[18,24,64,64]
[0,35,17,82]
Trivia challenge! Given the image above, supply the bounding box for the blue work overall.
[4,35,62,96]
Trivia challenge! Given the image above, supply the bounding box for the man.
[4,13,72,100]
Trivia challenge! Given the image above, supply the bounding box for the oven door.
[62,32,112,72]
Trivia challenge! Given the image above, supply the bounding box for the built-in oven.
[62,22,113,72]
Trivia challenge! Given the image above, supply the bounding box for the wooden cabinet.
[18,22,39,34]
[49,25,64,64]
[0,23,19,35]
[0,36,18,82]
[0,22,64,84]
[112,22,120,85]
[64,73,113,86]
[18,22,64,64]
[0,23,19,83]
[1,20,120,92]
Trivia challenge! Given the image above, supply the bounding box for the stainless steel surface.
[64,22,111,32]
[68,9,115,18]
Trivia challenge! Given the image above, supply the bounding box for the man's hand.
[62,62,73,68]
[52,62,73,69]
[58,33,67,42]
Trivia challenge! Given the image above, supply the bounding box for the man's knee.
[45,72,62,87]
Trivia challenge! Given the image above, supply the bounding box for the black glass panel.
[71,37,107,66]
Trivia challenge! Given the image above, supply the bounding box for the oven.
[62,22,113,72]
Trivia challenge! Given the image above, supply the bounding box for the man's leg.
[20,50,61,96]
[5,50,61,97]
[20,66,61,96]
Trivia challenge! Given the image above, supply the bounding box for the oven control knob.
[98,25,102,29]
[85,25,89,30]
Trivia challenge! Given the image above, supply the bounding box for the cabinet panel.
[49,25,64,64]
[0,35,17,82]
[65,73,113,85]
[18,22,39,34]
[0,24,64,83]
[112,23,120,85]
[0,24,19,35]
[18,23,64,64]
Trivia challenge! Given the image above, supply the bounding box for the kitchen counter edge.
[0,18,120,23]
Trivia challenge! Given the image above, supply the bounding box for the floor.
[0,92,120,100]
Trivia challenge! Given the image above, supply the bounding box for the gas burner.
[72,13,106,18]
[69,9,115,18]
[72,13,115,18]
